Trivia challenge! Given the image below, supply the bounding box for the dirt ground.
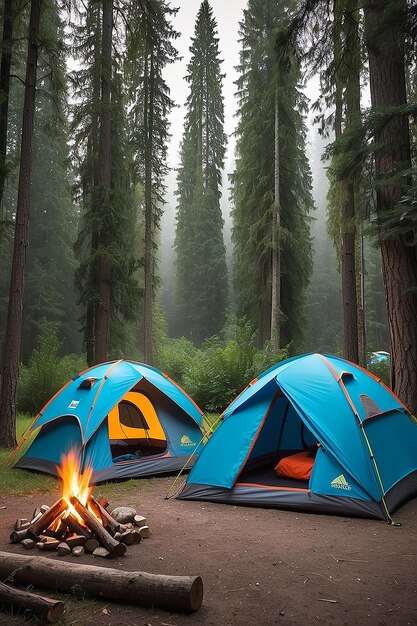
[0,477,416,625]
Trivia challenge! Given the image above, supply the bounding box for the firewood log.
[10,529,29,543]
[36,539,60,551]
[65,514,92,539]
[120,530,135,545]
[97,495,109,509]
[84,538,100,553]
[26,499,67,540]
[88,495,120,534]
[0,551,203,612]
[70,497,126,557]
[14,519,29,531]
[0,580,65,623]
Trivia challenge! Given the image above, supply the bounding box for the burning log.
[88,495,121,535]
[0,580,65,624]
[65,514,92,539]
[70,497,126,557]
[0,551,204,612]
[26,499,67,540]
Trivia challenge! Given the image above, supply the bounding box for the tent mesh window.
[119,401,150,430]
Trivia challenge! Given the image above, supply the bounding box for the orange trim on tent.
[219,379,257,420]
[162,372,203,418]
[320,353,409,413]
[235,482,309,493]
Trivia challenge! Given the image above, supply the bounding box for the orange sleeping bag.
[274,451,314,481]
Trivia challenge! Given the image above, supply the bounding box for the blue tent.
[15,360,204,482]
[178,354,417,521]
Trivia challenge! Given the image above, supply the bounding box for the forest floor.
[0,476,416,626]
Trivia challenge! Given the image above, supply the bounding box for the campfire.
[10,449,150,558]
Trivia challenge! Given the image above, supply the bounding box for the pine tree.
[22,0,80,359]
[174,0,228,345]
[0,0,42,448]
[125,0,179,364]
[72,0,140,364]
[231,0,313,350]
[0,0,14,212]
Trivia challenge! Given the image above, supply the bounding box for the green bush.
[367,358,390,387]
[154,336,198,387]
[155,318,288,414]
[17,319,86,414]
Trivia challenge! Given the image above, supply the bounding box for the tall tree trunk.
[94,0,113,364]
[0,0,42,448]
[270,87,280,351]
[143,43,155,365]
[335,0,359,363]
[364,0,417,413]
[0,0,13,214]
[86,9,102,367]
[356,221,367,366]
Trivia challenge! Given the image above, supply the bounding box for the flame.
[56,449,93,520]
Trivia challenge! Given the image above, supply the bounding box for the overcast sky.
[165,0,249,168]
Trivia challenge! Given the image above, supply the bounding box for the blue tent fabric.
[178,353,417,521]
[15,360,204,482]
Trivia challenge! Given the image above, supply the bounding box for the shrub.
[17,319,86,414]
[155,318,288,414]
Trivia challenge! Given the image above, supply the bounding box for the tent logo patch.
[68,400,79,409]
[180,435,195,447]
[331,474,352,491]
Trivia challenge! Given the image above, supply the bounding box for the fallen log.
[0,551,203,612]
[0,580,65,623]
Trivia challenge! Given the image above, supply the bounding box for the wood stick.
[70,497,126,557]
[97,495,109,509]
[88,495,120,534]
[65,514,92,539]
[26,499,68,540]
[10,529,29,543]
[0,580,65,623]
[0,551,203,612]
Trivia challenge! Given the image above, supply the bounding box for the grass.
[0,415,58,497]
[0,412,220,499]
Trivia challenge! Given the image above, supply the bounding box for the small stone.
[110,507,137,524]
[93,547,110,558]
[22,539,36,550]
[40,504,49,514]
[138,525,152,539]
[57,542,71,556]
[72,545,85,557]
[134,515,147,527]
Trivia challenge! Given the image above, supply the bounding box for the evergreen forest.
[0,0,416,449]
